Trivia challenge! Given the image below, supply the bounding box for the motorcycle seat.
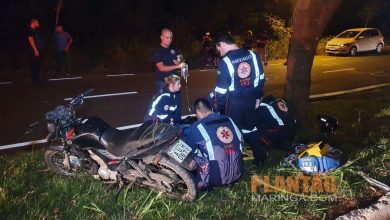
[101,122,178,157]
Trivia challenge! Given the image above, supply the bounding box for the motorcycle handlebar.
[70,88,94,107]
[82,88,95,97]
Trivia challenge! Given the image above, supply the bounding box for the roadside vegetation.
[0,12,335,77]
[1,89,389,219]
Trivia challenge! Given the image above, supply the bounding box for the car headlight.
[339,43,350,47]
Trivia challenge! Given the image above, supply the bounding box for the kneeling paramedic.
[144,75,182,125]
[185,98,244,190]
[249,96,296,164]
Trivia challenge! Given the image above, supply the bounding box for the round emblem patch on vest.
[164,105,169,111]
[237,62,251,79]
[216,126,234,144]
[277,101,288,112]
[170,49,175,55]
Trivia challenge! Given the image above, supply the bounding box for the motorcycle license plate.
[168,140,192,163]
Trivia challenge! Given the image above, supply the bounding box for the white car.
[325,28,384,56]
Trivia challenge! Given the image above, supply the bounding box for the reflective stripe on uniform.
[148,93,170,116]
[249,50,263,87]
[223,56,235,91]
[228,118,243,152]
[242,127,258,134]
[157,114,168,119]
[260,103,284,126]
[215,87,227,94]
[197,123,215,160]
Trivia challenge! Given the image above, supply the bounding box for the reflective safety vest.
[213,48,265,112]
[144,91,181,124]
[185,113,244,189]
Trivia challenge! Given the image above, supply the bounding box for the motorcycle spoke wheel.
[147,157,196,201]
[45,148,96,176]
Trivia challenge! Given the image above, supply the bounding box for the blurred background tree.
[357,0,379,28]
[0,0,388,75]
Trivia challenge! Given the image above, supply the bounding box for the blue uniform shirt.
[252,97,296,137]
[212,49,265,112]
[185,113,244,189]
[144,90,181,124]
[54,31,72,52]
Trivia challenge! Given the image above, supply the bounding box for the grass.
[0,90,389,219]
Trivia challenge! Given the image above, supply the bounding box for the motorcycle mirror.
[82,88,95,97]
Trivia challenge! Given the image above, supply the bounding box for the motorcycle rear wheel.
[44,146,97,176]
[147,157,197,201]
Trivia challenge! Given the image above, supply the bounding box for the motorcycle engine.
[98,167,111,180]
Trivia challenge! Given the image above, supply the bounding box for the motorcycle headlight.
[47,122,55,133]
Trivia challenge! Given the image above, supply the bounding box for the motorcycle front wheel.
[44,145,97,176]
[147,157,197,201]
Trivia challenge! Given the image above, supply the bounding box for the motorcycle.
[44,89,197,201]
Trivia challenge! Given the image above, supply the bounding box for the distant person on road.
[144,74,182,125]
[256,31,268,66]
[202,32,215,67]
[242,30,254,50]
[27,18,44,83]
[54,25,73,76]
[185,98,244,190]
[151,28,186,93]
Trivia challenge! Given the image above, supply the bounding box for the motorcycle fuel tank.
[72,117,110,149]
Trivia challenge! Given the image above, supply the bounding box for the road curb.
[336,192,390,220]
[309,82,390,101]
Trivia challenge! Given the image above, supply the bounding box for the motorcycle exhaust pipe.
[88,150,117,180]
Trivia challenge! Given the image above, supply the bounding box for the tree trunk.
[55,0,63,27]
[284,0,342,127]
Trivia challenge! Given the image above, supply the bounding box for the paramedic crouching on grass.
[185,98,244,190]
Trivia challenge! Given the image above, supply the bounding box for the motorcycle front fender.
[45,132,67,152]
[46,132,55,143]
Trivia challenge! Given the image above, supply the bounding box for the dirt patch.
[326,197,359,219]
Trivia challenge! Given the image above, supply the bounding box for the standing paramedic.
[151,28,186,93]
[185,98,244,190]
[210,32,267,166]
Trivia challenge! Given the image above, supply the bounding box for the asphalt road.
[1,53,390,147]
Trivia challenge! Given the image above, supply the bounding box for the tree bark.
[55,0,63,27]
[284,0,342,127]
